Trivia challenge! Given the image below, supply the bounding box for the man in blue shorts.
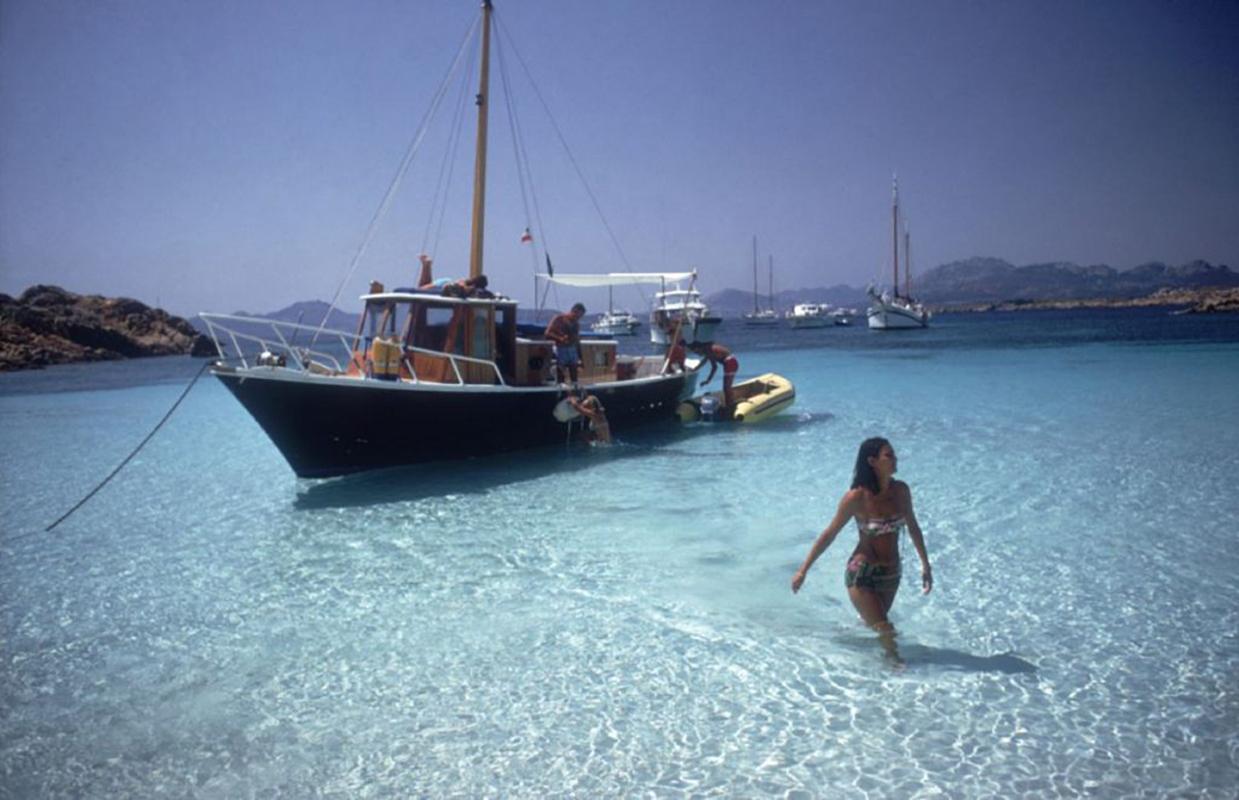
[544,302,585,385]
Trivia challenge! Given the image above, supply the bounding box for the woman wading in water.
[791,437,932,660]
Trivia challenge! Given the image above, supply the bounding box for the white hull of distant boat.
[650,284,722,345]
[868,177,930,331]
[591,310,640,336]
[866,297,929,329]
[786,303,830,328]
[743,310,779,326]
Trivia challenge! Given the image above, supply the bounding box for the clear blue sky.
[2,0,1237,316]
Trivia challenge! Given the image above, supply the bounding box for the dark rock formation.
[0,285,215,371]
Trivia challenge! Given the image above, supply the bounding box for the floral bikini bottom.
[845,555,902,593]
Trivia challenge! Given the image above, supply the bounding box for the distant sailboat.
[867,176,930,330]
[590,284,641,336]
[744,237,778,326]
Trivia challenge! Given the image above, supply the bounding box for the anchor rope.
[39,359,214,536]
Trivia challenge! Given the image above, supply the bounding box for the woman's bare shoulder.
[841,487,868,508]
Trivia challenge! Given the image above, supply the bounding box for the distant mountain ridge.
[914,257,1238,303]
[231,300,360,333]
[705,258,1235,314]
[191,257,1236,332]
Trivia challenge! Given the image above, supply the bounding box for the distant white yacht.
[786,303,830,328]
[868,177,930,330]
[590,309,640,336]
[651,278,722,345]
[590,285,641,335]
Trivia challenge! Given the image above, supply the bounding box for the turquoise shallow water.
[3,310,1239,797]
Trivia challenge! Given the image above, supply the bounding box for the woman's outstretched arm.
[792,490,859,593]
[899,482,932,594]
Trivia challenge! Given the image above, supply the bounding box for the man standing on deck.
[544,302,586,385]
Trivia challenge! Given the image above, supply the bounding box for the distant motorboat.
[591,309,640,336]
[868,176,930,330]
[786,303,830,328]
[588,282,641,336]
[651,279,722,345]
[830,308,854,326]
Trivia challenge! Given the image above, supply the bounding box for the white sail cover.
[538,271,695,288]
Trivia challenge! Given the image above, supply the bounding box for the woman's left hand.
[921,567,933,595]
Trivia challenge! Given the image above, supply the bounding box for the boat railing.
[199,313,507,386]
[200,313,353,373]
[402,350,507,387]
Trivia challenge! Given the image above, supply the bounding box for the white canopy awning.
[537,271,695,288]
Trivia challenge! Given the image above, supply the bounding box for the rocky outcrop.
[0,285,215,372]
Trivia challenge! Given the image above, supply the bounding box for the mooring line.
[40,359,214,535]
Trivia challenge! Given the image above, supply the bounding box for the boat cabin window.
[355,295,518,383]
[411,305,458,352]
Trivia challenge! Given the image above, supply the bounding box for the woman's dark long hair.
[851,437,891,495]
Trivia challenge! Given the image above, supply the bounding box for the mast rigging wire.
[493,14,649,310]
[310,14,480,349]
[422,32,477,260]
[494,17,548,307]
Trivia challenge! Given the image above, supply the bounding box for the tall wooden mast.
[468,0,493,280]
[891,175,900,298]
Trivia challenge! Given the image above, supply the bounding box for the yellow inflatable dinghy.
[677,372,795,423]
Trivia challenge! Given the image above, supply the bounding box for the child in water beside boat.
[792,437,932,662]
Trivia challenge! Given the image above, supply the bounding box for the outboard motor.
[699,394,720,421]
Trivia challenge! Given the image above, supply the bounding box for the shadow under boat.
[292,421,706,510]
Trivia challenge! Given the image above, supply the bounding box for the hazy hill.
[188,258,1238,335]
[706,258,1236,312]
[914,257,1238,303]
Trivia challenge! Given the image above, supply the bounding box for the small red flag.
[520,227,533,244]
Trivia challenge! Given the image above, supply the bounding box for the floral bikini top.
[857,515,906,538]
